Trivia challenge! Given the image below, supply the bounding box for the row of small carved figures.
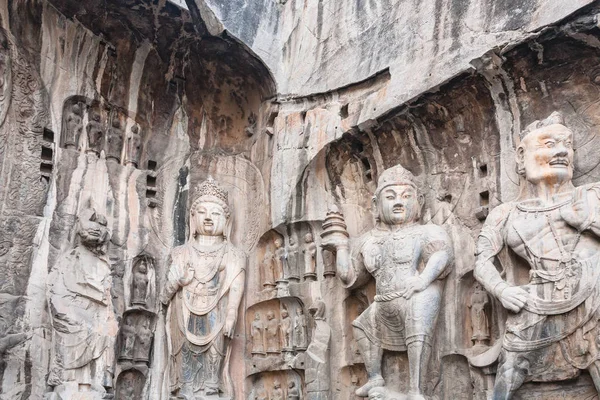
[262,233,329,287]
[249,380,300,400]
[250,308,309,355]
[118,314,154,365]
[62,102,143,167]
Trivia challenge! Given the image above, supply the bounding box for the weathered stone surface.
[4,0,600,399]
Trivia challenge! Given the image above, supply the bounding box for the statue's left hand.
[224,313,237,338]
[399,276,427,299]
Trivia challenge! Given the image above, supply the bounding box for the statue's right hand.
[499,286,528,313]
[320,235,349,252]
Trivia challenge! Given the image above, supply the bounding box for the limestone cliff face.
[1,0,600,398]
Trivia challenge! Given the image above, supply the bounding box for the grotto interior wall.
[3,0,600,399]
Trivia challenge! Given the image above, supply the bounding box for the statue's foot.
[355,376,385,397]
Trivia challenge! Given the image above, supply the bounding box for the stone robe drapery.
[47,246,118,387]
[165,241,246,394]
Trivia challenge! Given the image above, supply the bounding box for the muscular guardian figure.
[322,164,453,399]
[475,112,600,398]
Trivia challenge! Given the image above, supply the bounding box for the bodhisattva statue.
[322,164,453,399]
[46,207,118,399]
[161,177,246,399]
[474,112,600,398]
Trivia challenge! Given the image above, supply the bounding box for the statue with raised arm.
[474,112,600,398]
[322,164,453,399]
[161,177,246,399]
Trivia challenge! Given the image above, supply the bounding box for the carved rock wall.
[2,0,600,399]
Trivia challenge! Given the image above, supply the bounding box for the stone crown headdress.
[520,111,566,140]
[375,164,418,197]
[191,176,230,215]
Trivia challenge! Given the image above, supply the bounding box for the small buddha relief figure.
[86,111,104,155]
[274,237,287,284]
[119,315,136,362]
[251,312,266,355]
[271,380,284,400]
[133,318,153,364]
[468,282,490,348]
[265,310,281,354]
[293,308,308,350]
[131,258,149,306]
[105,116,124,162]
[287,237,300,282]
[262,247,276,289]
[287,381,300,400]
[63,103,84,150]
[303,232,317,281]
[280,308,292,351]
[125,125,142,167]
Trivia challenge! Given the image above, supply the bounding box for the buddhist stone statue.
[119,315,136,361]
[271,380,284,400]
[280,308,292,351]
[86,111,104,155]
[161,177,246,398]
[474,112,600,398]
[46,206,118,399]
[265,310,281,354]
[262,247,276,289]
[287,381,299,400]
[293,308,308,351]
[303,232,317,281]
[321,164,453,398]
[133,317,153,364]
[63,103,83,150]
[468,282,490,347]
[105,117,124,162]
[274,237,287,283]
[287,237,300,282]
[251,312,266,355]
[131,258,149,306]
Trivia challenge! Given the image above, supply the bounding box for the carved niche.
[117,310,155,369]
[246,298,308,374]
[127,254,156,310]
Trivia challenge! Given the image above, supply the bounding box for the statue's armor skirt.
[502,255,600,381]
[352,281,443,351]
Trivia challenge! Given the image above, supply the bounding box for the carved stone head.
[254,312,261,321]
[373,164,423,226]
[273,380,281,389]
[72,103,83,117]
[281,308,288,319]
[304,232,313,243]
[516,111,574,186]
[274,237,283,248]
[77,207,109,254]
[190,177,231,239]
[267,310,275,320]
